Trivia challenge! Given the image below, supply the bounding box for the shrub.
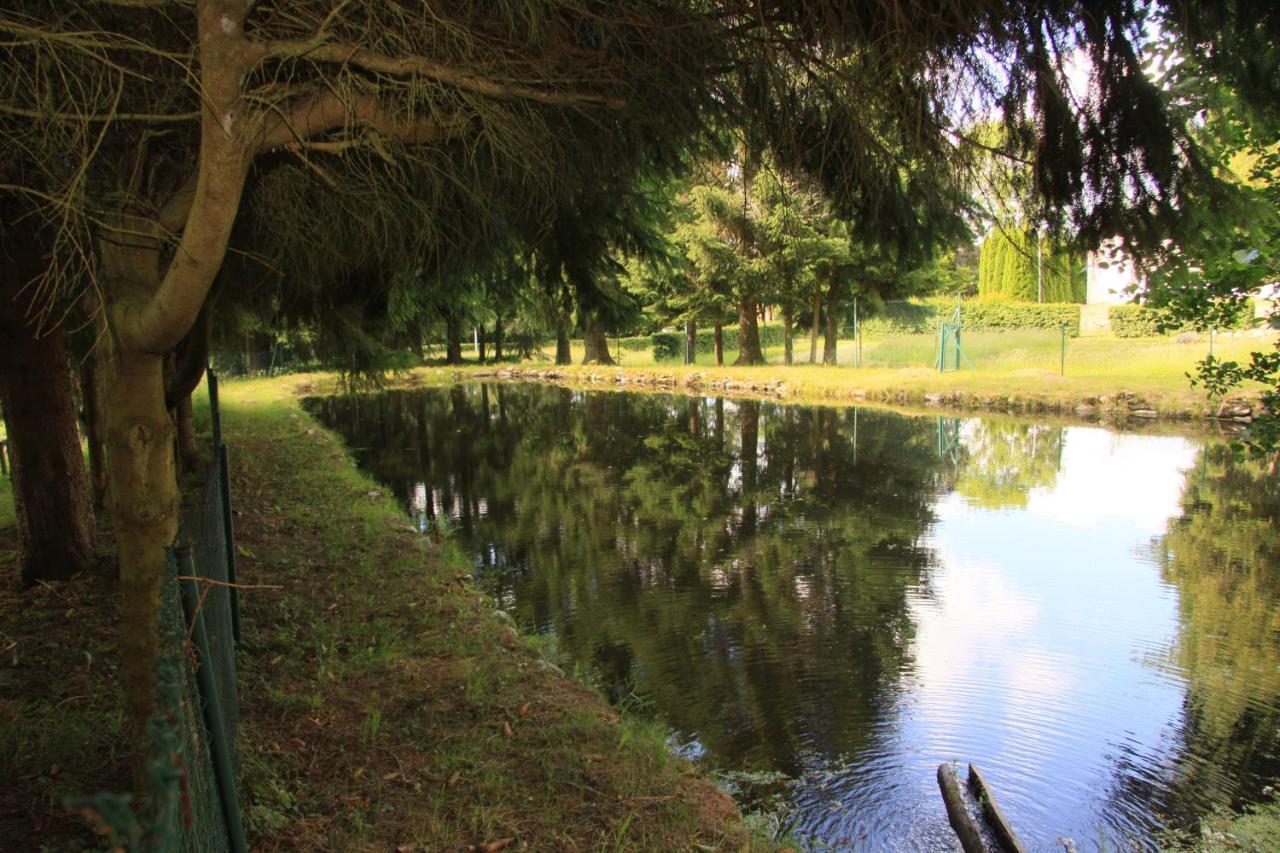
[1108,304,1168,337]
[650,332,683,361]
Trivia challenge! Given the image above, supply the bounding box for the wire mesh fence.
[72,369,246,853]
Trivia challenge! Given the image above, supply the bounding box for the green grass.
[459,328,1275,419]
[0,374,765,851]
[210,374,763,851]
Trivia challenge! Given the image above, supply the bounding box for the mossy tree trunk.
[685,319,697,365]
[713,323,724,365]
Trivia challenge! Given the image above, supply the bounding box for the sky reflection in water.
[305,385,1280,851]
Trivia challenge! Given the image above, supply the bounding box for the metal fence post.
[218,445,241,644]
[207,366,223,448]
[177,546,247,853]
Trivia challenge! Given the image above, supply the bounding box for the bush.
[1108,304,1168,337]
[859,299,1081,336]
[650,332,683,362]
[962,302,1081,336]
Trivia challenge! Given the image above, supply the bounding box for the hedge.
[859,299,1081,336]
[1108,305,1168,338]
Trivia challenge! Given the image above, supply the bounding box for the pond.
[304,383,1280,851]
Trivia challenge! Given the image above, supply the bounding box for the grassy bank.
[444,330,1274,425]
[0,374,760,851]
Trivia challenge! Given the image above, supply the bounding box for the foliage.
[977,227,1082,303]
[1138,19,1280,453]
[651,332,683,362]
[858,299,1080,336]
[1109,305,1173,338]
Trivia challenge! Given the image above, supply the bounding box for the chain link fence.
[72,369,246,852]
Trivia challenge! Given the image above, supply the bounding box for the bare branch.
[250,38,626,109]
[254,88,471,153]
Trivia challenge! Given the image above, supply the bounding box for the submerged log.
[937,763,987,853]
[968,764,1026,853]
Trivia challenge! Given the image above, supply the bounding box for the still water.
[305,383,1280,851]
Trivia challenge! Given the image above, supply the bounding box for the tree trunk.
[581,314,615,365]
[734,297,765,365]
[99,342,177,776]
[714,324,724,365]
[823,280,840,365]
[810,285,822,364]
[80,361,108,511]
[783,305,794,365]
[445,317,463,364]
[493,317,504,361]
[477,326,486,363]
[174,393,199,473]
[685,319,697,365]
[556,310,573,365]
[0,308,96,585]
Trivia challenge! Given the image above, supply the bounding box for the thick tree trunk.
[734,297,765,365]
[685,319,697,365]
[445,317,463,364]
[477,327,486,363]
[0,314,96,585]
[581,314,615,365]
[810,285,822,364]
[99,343,177,774]
[493,317,504,361]
[782,305,794,365]
[80,361,108,511]
[714,324,724,365]
[824,280,840,365]
[174,393,199,473]
[556,310,573,365]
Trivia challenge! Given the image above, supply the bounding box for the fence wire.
[71,371,245,852]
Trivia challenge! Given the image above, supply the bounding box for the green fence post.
[218,446,241,644]
[207,366,222,447]
[178,546,248,853]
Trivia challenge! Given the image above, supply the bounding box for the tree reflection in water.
[305,384,1280,848]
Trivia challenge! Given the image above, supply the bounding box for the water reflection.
[305,385,1280,851]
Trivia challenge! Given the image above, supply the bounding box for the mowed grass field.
[513,327,1275,405]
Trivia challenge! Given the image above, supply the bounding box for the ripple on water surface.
[304,386,1280,851]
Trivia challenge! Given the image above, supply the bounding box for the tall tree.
[0,222,95,585]
[1,0,1260,783]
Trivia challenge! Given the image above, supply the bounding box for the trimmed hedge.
[859,299,1081,336]
[1108,305,1168,338]
[963,302,1080,335]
